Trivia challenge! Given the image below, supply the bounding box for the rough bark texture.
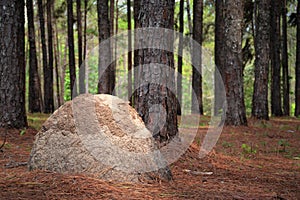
[135,0,178,147]
[45,0,54,113]
[67,0,77,98]
[252,0,271,120]
[270,0,283,116]
[296,0,300,116]
[29,94,171,182]
[27,0,42,113]
[0,0,27,128]
[214,0,225,116]
[191,0,203,114]
[177,0,183,115]
[97,0,112,94]
[37,0,48,112]
[282,0,290,116]
[223,0,247,126]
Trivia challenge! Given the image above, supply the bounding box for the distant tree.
[191,0,203,114]
[27,0,43,113]
[295,0,300,116]
[37,0,48,111]
[252,0,271,120]
[270,0,283,116]
[45,0,54,113]
[282,0,290,116]
[77,0,85,94]
[110,0,116,94]
[177,0,184,115]
[0,0,27,128]
[127,0,133,102]
[135,0,178,144]
[214,0,225,116]
[223,0,247,126]
[67,0,77,98]
[97,0,112,94]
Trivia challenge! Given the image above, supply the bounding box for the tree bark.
[135,0,178,144]
[214,0,225,116]
[295,0,300,116]
[37,0,49,112]
[97,0,112,94]
[77,0,85,94]
[0,0,27,128]
[27,0,43,113]
[270,0,283,116]
[223,0,247,126]
[252,0,271,120]
[67,0,77,98]
[127,0,133,103]
[110,0,116,94]
[45,0,54,113]
[177,0,184,115]
[191,0,203,114]
[282,0,290,116]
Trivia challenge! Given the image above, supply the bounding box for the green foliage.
[241,143,257,155]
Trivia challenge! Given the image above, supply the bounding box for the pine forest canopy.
[0,0,299,132]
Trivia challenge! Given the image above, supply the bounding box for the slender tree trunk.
[186,0,193,36]
[97,0,112,94]
[67,0,77,98]
[27,0,42,113]
[110,0,116,94]
[52,0,61,108]
[37,0,49,112]
[223,0,247,126]
[295,0,300,116]
[45,0,54,113]
[127,0,133,103]
[83,0,88,93]
[0,0,27,128]
[252,0,271,120]
[135,0,178,144]
[282,0,290,116]
[191,0,203,114]
[214,0,225,116]
[133,0,141,107]
[177,0,184,115]
[270,0,283,116]
[77,0,85,94]
[60,38,68,104]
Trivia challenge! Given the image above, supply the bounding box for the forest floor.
[0,114,300,199]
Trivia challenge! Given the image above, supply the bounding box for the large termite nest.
[28,94,172,182]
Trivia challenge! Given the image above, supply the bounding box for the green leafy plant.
[278,139,290,153]
[241,143,257,155]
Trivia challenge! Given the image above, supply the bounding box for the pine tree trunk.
[282,0,290,116]
[77,0,85,94]
[191,0,203,114]
[97,0,112,94]
[177,0,184,115]
[45,0,54,113]
[127,0,133,103]
[295,0,300,116]
[110,0,116,94]
[252,0,271,120]
[133,0,141,107]
[223,0,247,126]
[37,0,49,111]
[27,0,42,113]
[67,0,77,98]
[214,0,225,116]
[0,0,27,128]
[270,0,283,116]
[135,0,178,144]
